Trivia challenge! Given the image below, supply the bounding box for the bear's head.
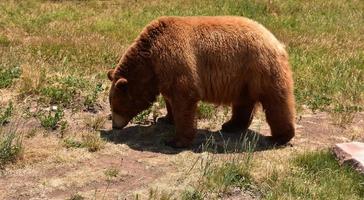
[107,67,158,129]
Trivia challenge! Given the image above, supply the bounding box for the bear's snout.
[111,112,130,130]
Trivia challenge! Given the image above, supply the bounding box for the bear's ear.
[107,69,115,81]
[115,78,128,90]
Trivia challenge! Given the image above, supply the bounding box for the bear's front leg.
[165,100,198,148]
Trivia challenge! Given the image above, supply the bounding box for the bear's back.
[148,16,288,103]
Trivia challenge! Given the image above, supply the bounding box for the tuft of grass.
[84,115,107,131]
[262,150,364,200]
[204,161,253,193]
[18,64,47,96]
[0,66,21,89]
[0,127,23,169]
[197,103,216,119]
[0,35,11,47]
[81,132,105,152]
[181,189,204,200]
[147,188,175,200]
[39,108,65,130]
[63,132,105,152]
[63,137,83,149]
[104,167,119,179]
[67,194,85,200]
[0,102,13,125]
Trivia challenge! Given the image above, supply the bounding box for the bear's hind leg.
[261,94,295,145]
[159,97,174,125]
[221,99,256,133]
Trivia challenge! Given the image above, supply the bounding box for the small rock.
[51,105,58,111]
[333,142,364,173]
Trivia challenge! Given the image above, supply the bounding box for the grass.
[104,167,119,179]
[262,150,364,200]
[177,150,364,200]
[197,103,216,119]
[202,161,253,193]
[67,194,85,200]
[0,0,361,117]
[0,126,23,169]
[63,131,105,152]
[0,66,21,89]
[177,134,257,199]
[0,102,13,125]
[84,83,103,110]
[39,107,65,130]
[84,115,107,131]
[0,35,11,47]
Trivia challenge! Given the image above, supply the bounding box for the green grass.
[84,83,103,110]
[39,108,65,130]
[203,161,253,193]
[0,126,23,169]
[262,151,364,200]
[0,102,13,125]
[0,66,21,89]
[197,103,216,119]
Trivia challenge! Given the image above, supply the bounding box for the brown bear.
[107,16,295,148]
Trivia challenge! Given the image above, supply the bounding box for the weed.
[133,109,152,124]
[40,76,90,107]
[84,83,103,110]
[63,137,83,149]
[181,189,204,200]
[39,108,64,130]
[104,168,119,179]
[0,66,21,89]
[40,86,75,105]
[0,102,13,125]
[197,103,216,119]
[0,126,23,169]
[67,194,85,200]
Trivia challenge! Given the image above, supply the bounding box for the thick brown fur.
[108,16,295,148]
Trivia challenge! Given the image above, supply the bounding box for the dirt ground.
[0,103,363,200]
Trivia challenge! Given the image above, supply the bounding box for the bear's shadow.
[99,120,287,154]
